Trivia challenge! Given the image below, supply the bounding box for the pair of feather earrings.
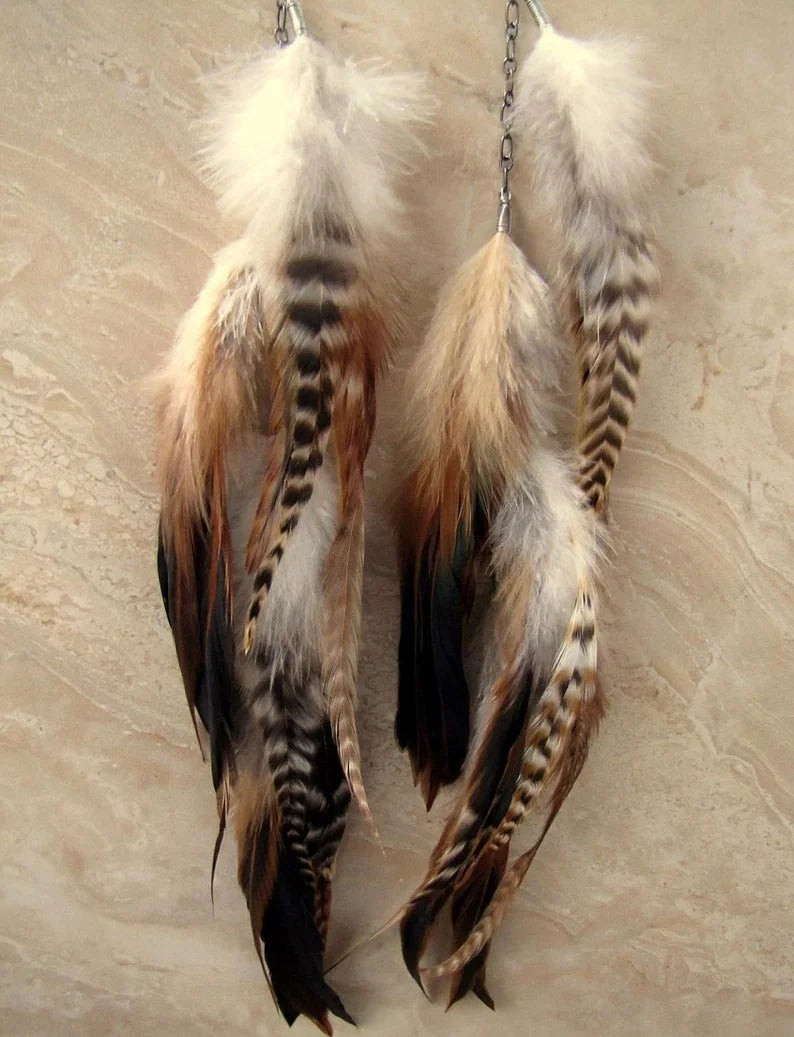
[154,0,657,1031]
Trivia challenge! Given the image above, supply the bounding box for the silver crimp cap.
[285,0,308,37]
[497,200,512,234]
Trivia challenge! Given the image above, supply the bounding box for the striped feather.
[400,447,602,998]
[321,345,379,827]
[423,673,607,983]
[244,230,353,651]
[516,27,659,512]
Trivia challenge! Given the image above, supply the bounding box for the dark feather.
[262,841,355,1032]
[447,842,509,1009]
[156,518,172,626]
[399,663,533,986]
[158,514,241,792]
[396,505,482,809]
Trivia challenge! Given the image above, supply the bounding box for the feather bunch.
[396,17,657,1010]
[156,33,428,1033]
[396,230,602,1005]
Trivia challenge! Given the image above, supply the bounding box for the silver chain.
[275,1,288,46]
[498,0,520,232]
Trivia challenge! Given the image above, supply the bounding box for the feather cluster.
[156,33,429,1034]
[395,20,656,1010]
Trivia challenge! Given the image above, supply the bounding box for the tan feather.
[322,343,379,829]
[155,244,267,732]
[401,232,558,527]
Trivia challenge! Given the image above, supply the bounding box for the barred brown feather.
[244,228,358,652]
[571,227,658,511]
[516,28,659,513]
[421,587,603,981]
[322,345,378,827]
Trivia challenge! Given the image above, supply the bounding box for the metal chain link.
[274,0,288,46]
[498,1,520,230]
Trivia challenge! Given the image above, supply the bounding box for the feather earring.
[401,0,659,998]
[396,0,601,1007]
[155,3,429,1031]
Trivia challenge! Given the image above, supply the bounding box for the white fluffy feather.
[516,28,654,221]
[228,434,339,682]
[489,445,602,679]
[202,36,431,310]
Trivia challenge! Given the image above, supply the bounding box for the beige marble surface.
[1,1,793,1034]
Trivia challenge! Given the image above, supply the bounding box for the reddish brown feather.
[322,330,379,829]
[246,355,287,574]
[157,310,261,729]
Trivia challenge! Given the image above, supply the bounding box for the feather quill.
[516,27,659,512]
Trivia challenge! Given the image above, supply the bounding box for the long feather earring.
[155,2,429,1030]
[404,0,659,998]
[395,0,600,1007]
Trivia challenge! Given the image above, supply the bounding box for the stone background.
[1,1,792,1033]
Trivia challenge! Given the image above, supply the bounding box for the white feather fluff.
[202,36,431,309]
[515,28,654,222]
[228,434,339,680]
[489,445,602,679]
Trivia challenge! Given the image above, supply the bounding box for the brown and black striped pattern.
[237,656,354,1030]
[571,226,659,513]
[421,587,601,981]
[400,656,534,988]
[244,229,359,652]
